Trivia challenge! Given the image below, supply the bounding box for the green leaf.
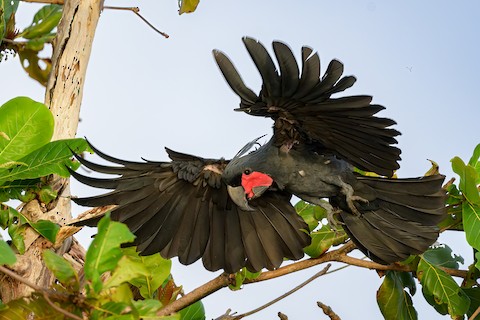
[0,179,39,202]
[295,200,326,231]
[37,185,57,204]
[95,301,133,319]
[418,255,470,316]
[469,144,480,167]
[463,202,480,253]
[178,300,205,320]
[0,138,89,185]
[377,271,417,320]
[422,245,464,269]
[19,5,62,39]
[43,250,79,291]
[121,248,171,299]
[0,0,19,44]
[451,156,480,205]
[0,97,54,164]
[178,0,200,15]
[133,299,179,319]
[104,255,150,290]
[30,219,59,243]
[84,214,135,293]
[304,224,347,258]
[8,223,25,254]
[463,287,480,319]
[0,239,16,265]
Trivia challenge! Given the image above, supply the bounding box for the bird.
[70,37,447,274]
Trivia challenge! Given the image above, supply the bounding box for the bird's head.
[223,136,276,211]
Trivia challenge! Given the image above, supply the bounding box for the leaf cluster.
[0,97,89,253]
[1,1,61,85]
[0,214,204,319]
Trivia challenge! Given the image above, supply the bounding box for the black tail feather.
[339,174,446,264]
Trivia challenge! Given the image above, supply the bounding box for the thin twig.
[0,265,43,291]
[42,291,83,320]
[131,9,169,38]
[234,264,331,319]
[317,301,341,320]
[469,305,480,320]
[278,312,288,320]
[0,266,82,320]
[20,1,169,38]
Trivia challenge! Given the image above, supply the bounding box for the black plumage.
[70,142,310,273]
[71,37,446,273]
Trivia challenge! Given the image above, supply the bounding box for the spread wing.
[70,142,310,273]
[214,37,401,177]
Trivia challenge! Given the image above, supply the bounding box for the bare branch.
[317,301,341,320]
[469,305,480,320]
[234,264,331,319]
[157,240,469,316]
[103,6,170,38]
[0,265,43,292]
[278,312,288,320]
[0,266,82,320]
[42,291,83,320]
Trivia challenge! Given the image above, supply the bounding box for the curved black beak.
[227,185,255,211]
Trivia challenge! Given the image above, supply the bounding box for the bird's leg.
[338,181,369,216]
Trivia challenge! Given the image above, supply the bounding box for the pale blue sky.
[1,1,479,318]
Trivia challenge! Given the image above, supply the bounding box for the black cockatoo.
[70,37,446,274]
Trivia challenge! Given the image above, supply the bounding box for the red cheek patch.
[241,172,273,199]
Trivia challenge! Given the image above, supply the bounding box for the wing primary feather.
[212,50,257,105]
[272,41,299,98]
[242,37,281,98]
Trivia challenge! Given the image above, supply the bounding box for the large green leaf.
[295,200,327,231]
[121,247,171,299]
[463,202,480,254]
[463,287,480,320]
[133,299,180,320]
[43,249,79,291]
[84,214,135,293]
[0,138,88,185]
[178,300,205,320]
[452,156,480,205]
[418,254,470,316]
[304,224,347,258]
[0,179,40,202]
[0,238,16,265]
[295,200,347,257]
[377,271,417,320]
[30,219,59,243]
[19,5,62,39]
[0,97,54,164]
[422,245,464,269]
[468,144,480,183]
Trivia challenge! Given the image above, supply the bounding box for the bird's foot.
[340,183,369,216]
[326,208,345,230]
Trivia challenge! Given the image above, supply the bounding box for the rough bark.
[0,0,102,302]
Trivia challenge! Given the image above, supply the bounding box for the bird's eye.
[244,169,251,175]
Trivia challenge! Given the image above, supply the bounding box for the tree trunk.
[0,0,102,302]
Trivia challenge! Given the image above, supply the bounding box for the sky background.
[1,1,480,319]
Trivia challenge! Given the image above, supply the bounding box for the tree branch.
[317,301,341,320]
[234,264,331,319]
[0,266,82,320]
[157,241,469,316]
